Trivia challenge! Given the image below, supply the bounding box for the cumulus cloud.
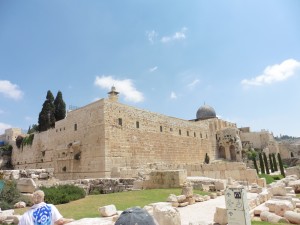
[187,79,200,89]
[161,27,187,43]
[146,30,158,44]
[94,76,144,103]
[170,91,177,99]
[0,122,11,134]
[149,66,158,72]
[241,59,300,86]
[0,80,24,100]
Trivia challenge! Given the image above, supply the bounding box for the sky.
[0,0,300,137]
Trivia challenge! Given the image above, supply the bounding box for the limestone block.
[270,183,287,196]
[253,204,269,216]
[203,195,210,201]
[6,215,22,225]
[10,170,20,180]
[257,178,267,188]
[186,197,196,205]
[209,193,217,199]
[265,199,294,216]
[260,211,289,223]
[177,195,186,203]
[189,221,209,225]
[257,191,270,204]
[181,186,193,197]
[153,204,181,225]
[167,194,178,203]
[98,204,117,217]
[17,178,37,193]
[296,203,300,208]
[215,180,226,191]
[14,201,26,208]
[39,173,49,179]
[178,202,189,207]
[284,210,300,224]
[193,194,204,202]
[31,174,39,179]
[289,180,300,194]
[213,207,227,225]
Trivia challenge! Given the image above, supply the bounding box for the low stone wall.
[286,166,300,178]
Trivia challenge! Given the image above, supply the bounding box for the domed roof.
[196,104,216,120]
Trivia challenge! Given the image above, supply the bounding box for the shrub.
[0,180,30,209]
[22,134,34,147]
[41,184,86,205]
[16,136,24,149]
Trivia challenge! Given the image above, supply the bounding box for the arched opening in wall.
[230,145,236,161]
[218,146,226,159]
[291,152,294,157]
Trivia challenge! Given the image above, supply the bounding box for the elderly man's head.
[32,190,45,204]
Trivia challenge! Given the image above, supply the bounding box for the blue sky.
[0,0,300,137]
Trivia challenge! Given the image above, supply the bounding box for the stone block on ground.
[153,204,181,225]
[213,207,227,225]
[98,204,117,217]
[260,211,289,223]
[284,210,300,224]
[253,204,269,216]
[17,178,37,193]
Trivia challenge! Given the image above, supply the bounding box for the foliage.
[253,158,259,174]
[259,153,265,174]
[277,153,285,177]
[0,144,13,156]
[22,134,34,147]
[204,153,210,164]
[247,149,257,160]
[54,91,66,121]
[272,153,278,171]
[263,152,270,174]
[38,90,56,132]
[41,184,86,205]
[269,154,274,173]
[16,135,24,148]
[27,124,38,134]
[0,180,31,210]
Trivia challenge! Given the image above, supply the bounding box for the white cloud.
[146,30,158,44]
[161,27,187,43]
[149,66,158,72]
[170,91,177,99]
[94,76,144,103]
[241,59,300,86]
[187,79,200,89]
[0,80,24,100]
[0,122,11,134]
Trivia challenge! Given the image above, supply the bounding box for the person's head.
[32,190,45,204]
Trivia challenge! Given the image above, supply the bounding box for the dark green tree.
[54,91,66,121]
[269,154,274,173]
[259,153,265,174]
[253,158,259,174]
[38,90,55,132]
[27,124,38,134]
[277,153,285,177]
[263,152,270,174]
[272,153,278,171]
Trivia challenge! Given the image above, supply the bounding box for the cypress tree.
[253,158,259,174]
[277,153,285,177]
[263,152,270,174]
[259,153,265,174]
[54,91,66,121]
[272,153,278,171]
[269,154,274,173]
[38,90,55,132]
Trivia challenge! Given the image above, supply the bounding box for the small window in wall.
[179,129,181,135]
[200,133,202,138]
[74,124,77,131]
[160,126,163,132]
[216,134,218,140]
[136,121,139,128]
[194,132,196,137]
[118,118,122,126]
[187,131,189,136]
[206,133,208,139]
[170,128,173,132]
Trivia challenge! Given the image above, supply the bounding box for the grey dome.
[196,104,216,120]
